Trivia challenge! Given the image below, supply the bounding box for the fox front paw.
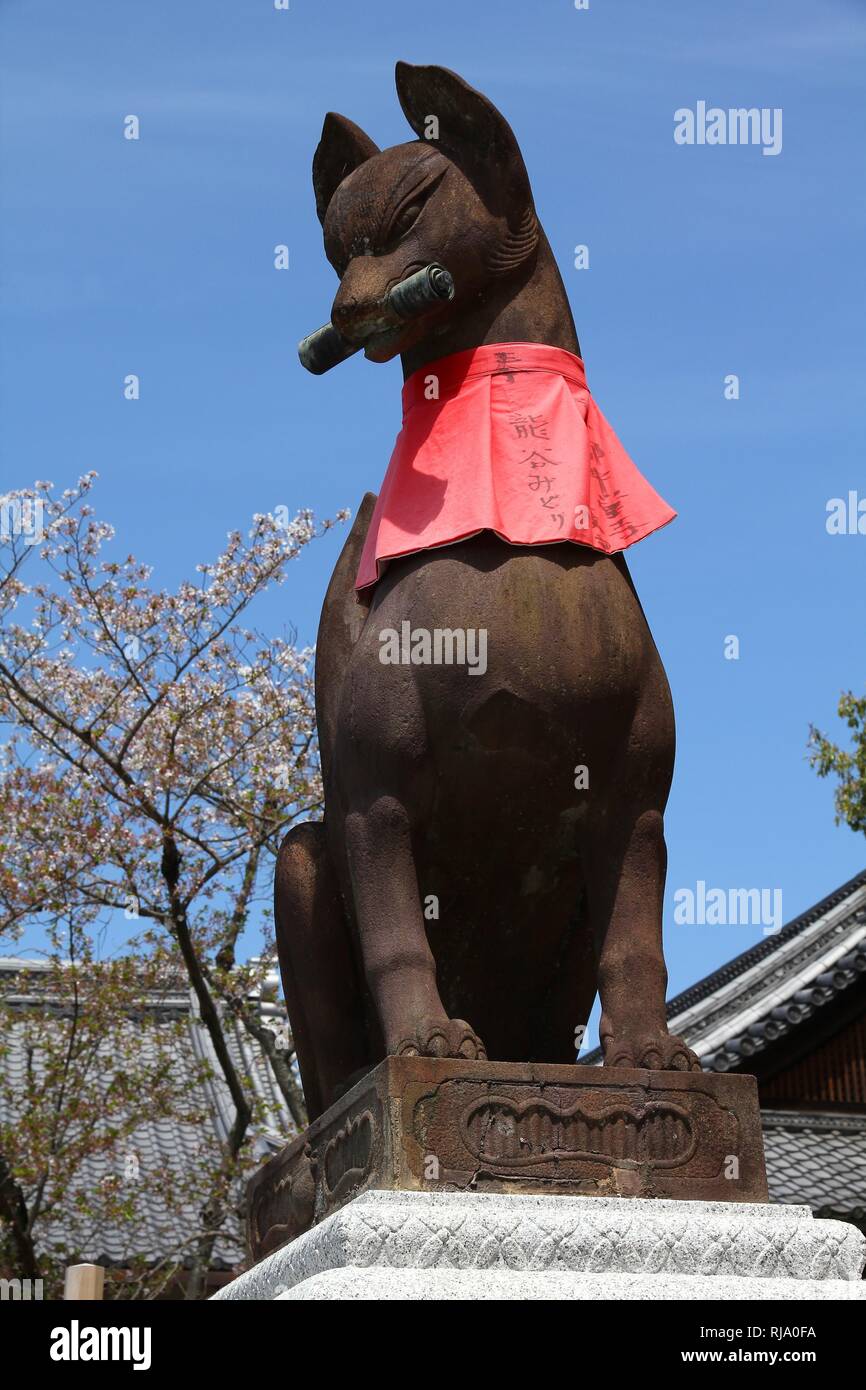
[392,1016,487,1061]
[602,1031,701,1073]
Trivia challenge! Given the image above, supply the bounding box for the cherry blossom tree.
[0,915,214,1298]
[0,476,345,1295]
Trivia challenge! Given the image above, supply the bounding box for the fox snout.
[299,263,455,374]
[330,260,408,344]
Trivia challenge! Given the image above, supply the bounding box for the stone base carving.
[216,1190,866,1301]
[246,1057,768,1263]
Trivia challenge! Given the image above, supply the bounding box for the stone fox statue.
[275,62,700,1123]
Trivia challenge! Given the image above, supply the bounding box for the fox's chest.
[341,535,651,744]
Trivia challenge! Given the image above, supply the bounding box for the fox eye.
[388,201,422,241]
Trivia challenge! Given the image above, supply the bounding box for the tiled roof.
[761,1111,866,1221]
[0,960,295,1271]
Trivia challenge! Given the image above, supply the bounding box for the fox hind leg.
[274,821,372,1122]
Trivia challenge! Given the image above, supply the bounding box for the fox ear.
[313,113,380,224]
[395,62,533,219]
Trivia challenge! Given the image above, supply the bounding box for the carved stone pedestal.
[215,1060,866,1301]
[245,1057,768,1263]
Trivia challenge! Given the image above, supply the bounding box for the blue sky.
[1,0,865,1016]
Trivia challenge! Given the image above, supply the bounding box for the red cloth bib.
[355,342,675,590]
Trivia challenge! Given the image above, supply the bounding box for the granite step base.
[215,1189,866,1301]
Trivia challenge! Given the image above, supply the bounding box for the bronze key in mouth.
[298,262,455,375]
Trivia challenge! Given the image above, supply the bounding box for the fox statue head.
[312,62,581,378]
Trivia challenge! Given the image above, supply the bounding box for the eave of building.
[668,869,866,1071]
[580,868,866,1068]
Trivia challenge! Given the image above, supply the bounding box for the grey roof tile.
[761,1111,866,1221]
[0,964,297,1270]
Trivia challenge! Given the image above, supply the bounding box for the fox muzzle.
[298,263,455,375]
